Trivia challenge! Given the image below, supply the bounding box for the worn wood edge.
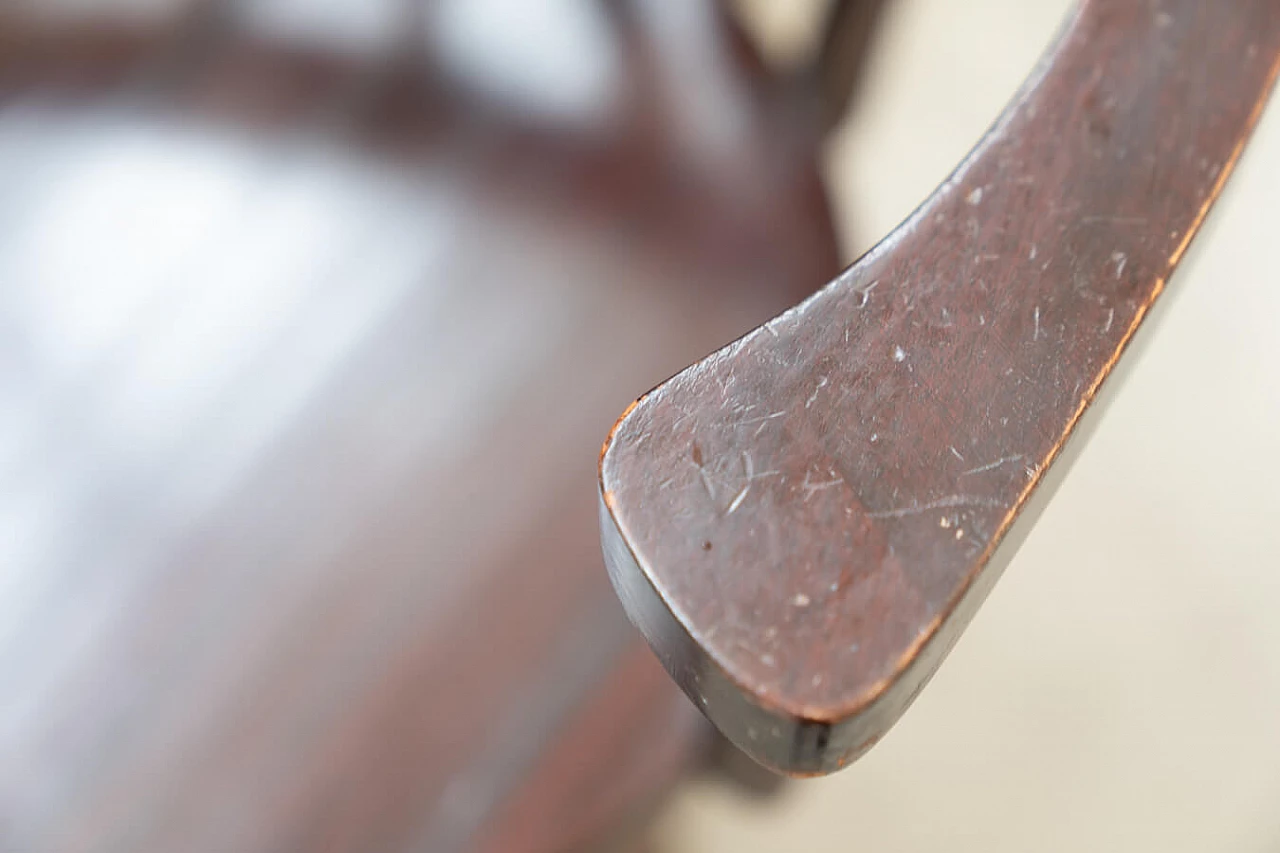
[595,1,1085,774]
[600,10,1280,774]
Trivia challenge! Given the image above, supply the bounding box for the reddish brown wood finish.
[0,2,852,851]
[601,0,1280,776]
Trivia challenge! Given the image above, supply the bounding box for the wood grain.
[601,0,1280,776]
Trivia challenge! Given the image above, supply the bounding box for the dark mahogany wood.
[0,2,860,851]
[814,0,892,132]
[601,0,1280,776]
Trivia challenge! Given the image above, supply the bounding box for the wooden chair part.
[600,0,1280,776]
[0,2,868,850]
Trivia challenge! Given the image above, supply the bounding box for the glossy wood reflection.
[0,1,849,850]
[600,0,1280,775]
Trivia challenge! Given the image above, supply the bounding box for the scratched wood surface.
[0,2,848,851]
[601,0,1280,776]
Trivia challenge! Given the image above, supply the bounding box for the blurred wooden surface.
[0,2,845,850]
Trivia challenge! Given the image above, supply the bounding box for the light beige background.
[656,0,1280,849]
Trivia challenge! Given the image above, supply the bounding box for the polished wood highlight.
[0,2,852,850]
[601,0,1280,776]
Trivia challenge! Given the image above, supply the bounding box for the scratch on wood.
[855,279,879,307]
[692,452,716,501]
[737,411,786,427]
[1111,250,1127,279]
[1103,307,1114,332]
[694,467,715,500]
[868,495,1003,518]
[961,454,1023,476]
[802,472,844,502]
[727,485,750,514]
[949,446,965,461]
[806,376,829,408]
[1082,214,1148,225]
[1033,305,1042,341]
[740,452,780,481]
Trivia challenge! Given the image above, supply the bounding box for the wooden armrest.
[599,0,1280,776]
